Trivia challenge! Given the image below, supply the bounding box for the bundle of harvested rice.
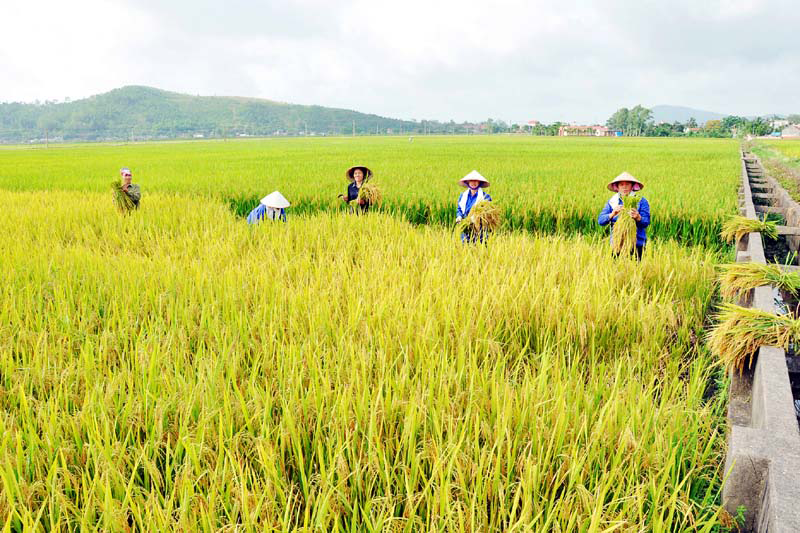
[456,201,501,237]
[707,302,800,373]
[112,181,136,213]
[357,183,383,208]
[720,215,778,243]
[611,195,640,255]
[718,262,800,300]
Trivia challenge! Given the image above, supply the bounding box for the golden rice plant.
[707,302,800,373]
[111,180,136,213]
[720,215,778,243]
[456,200,501,237]
[611,195,640,255]
[718,262,800,300]
[0,189,727,531]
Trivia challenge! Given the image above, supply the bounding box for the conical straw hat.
[346,166,373,181]
[458,170,490,188]
[260,191,290,208]
[607,171,644,192]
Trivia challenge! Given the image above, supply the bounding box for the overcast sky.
[2,0,798,123]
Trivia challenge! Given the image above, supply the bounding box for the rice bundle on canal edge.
[718,262,800,301]
[707,302,800,374]
[611,195,641,255]
[111,181,136,213]
[720,215,778,243]
[456,201,501,238]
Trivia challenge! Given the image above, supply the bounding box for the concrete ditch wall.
[723,152,800,532]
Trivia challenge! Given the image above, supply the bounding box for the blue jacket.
[456,189,492,220]
[598,195,650,246]
[247,204,286,224]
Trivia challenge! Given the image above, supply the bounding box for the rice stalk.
[718,262,800,300]
[611,195,640,256]
[455,201,501,238]
[111,181,136,213]
[707,302,800,373]
[357,183,383,208]
[720,215,777,243]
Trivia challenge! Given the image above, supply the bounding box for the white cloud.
[0,0,158,101]
[0,0,798,121]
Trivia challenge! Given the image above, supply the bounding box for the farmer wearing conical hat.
[456,170,493,243]
[597,172,650,260]
[340,165,373,213]
[119,167,141,208]
[247,191,290,224]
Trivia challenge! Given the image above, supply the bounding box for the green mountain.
[0,86,421,142]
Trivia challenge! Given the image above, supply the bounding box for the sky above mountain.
[2,0,797,124]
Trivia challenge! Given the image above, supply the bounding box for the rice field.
[0,137,738,531]
[766,139,800,160]
[0,136,739,248]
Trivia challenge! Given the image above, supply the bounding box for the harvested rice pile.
[718,262,800,301]
[720,215,777,243]
[708,302,800,373]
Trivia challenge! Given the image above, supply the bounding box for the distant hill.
[0,86,421,142]
[650,105,727,125]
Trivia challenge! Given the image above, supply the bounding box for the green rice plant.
[611,195,641,255]
[720,215,778,243]
[707,302,800,373]
[455,200,501,238]
[111,180,136,213]
[718,262,800,300]
[0,136,741,248]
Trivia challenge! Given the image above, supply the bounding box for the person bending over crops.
[247,191,290,224]
[456,170,494,243]
[340,165,374,213]
[597,172,650,260]
[116,167,141,210]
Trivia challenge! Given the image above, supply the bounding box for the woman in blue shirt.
[597,172,650,260]
[456,170,492,243]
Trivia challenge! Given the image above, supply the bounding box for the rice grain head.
[718,262,800,300]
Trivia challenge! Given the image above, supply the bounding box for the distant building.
[558,125,613,137]
[772,119,790,130]
[782,125,800,138]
